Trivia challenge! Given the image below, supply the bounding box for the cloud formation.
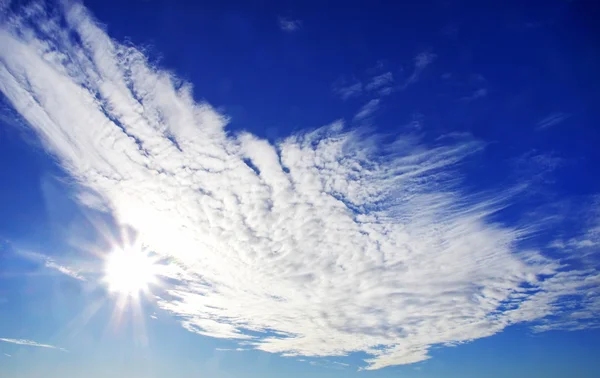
[353,99,380,121]
[332,78,363,100]
[0,2,598,370]
[458,88,487,102]
[19,250,86,281]
[364,72,394,92]
[0,338,68,352]
[278,17,302,32]
[395,51,437,91]
[536,112,571,130]
[548,197,600,254]
[215,347,247,352]
[334,52,435,101]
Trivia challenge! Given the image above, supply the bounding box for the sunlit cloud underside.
[1,1,599,370]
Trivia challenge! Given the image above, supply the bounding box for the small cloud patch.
[536,112,570,130]
[278,17,302,32]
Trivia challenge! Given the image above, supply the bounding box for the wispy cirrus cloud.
[215,347,247,352]
[278,17,302,32]
[353,99,380,121]
[458,88,487,102]
[513,150,564,185]
[399,51,436,90]
[547,197,600,255]
[536,112,571,130]
[44,259,86,280]
[308,359,350,369]
[0,338,68,352]
[365,72,394,92]
[332,78,363,100]
[441,72,487,103]
[0,2,598,371]
[332,69,396,101]
[18,250,86,281]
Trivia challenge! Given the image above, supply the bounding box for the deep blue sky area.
[81,0,600,192]
[1,1,599,377]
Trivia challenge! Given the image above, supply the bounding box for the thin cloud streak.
[0,338,68,352]
[353,99,380,121]
[215,348,247,352]
[19,250,86,281]
[399,51,436,90]
[333,70,393,100]
[44,259,86,280]
[365,72,394,92]
[536,112,570,130]
[458,88,487,102]
[0,2,598,370]
[332,79,363,100]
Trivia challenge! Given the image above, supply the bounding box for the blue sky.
[1,0,599,377]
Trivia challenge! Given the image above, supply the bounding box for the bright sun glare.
[104,248,157,296]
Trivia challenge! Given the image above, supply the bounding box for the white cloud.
[45,259,86,280]
[548,198,600,256]
[414,51,436,69]
[333,70,393,101]
[366,60,386,74]
[308,359,350,369]
[0,2,598,370]
[458,88,487,102]
[353,99,380,121]
[215,347,247,352]
[332,361,349,367]
[278,17,302,32]
[512,151,564,186]
[365,72,394,92]
[0,338,68,352]
[536,112,571,130]
[18,250,86,281]
[400,51,436,90]
[332,79,363,100]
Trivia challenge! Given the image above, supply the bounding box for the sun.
[103,247,158,296]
